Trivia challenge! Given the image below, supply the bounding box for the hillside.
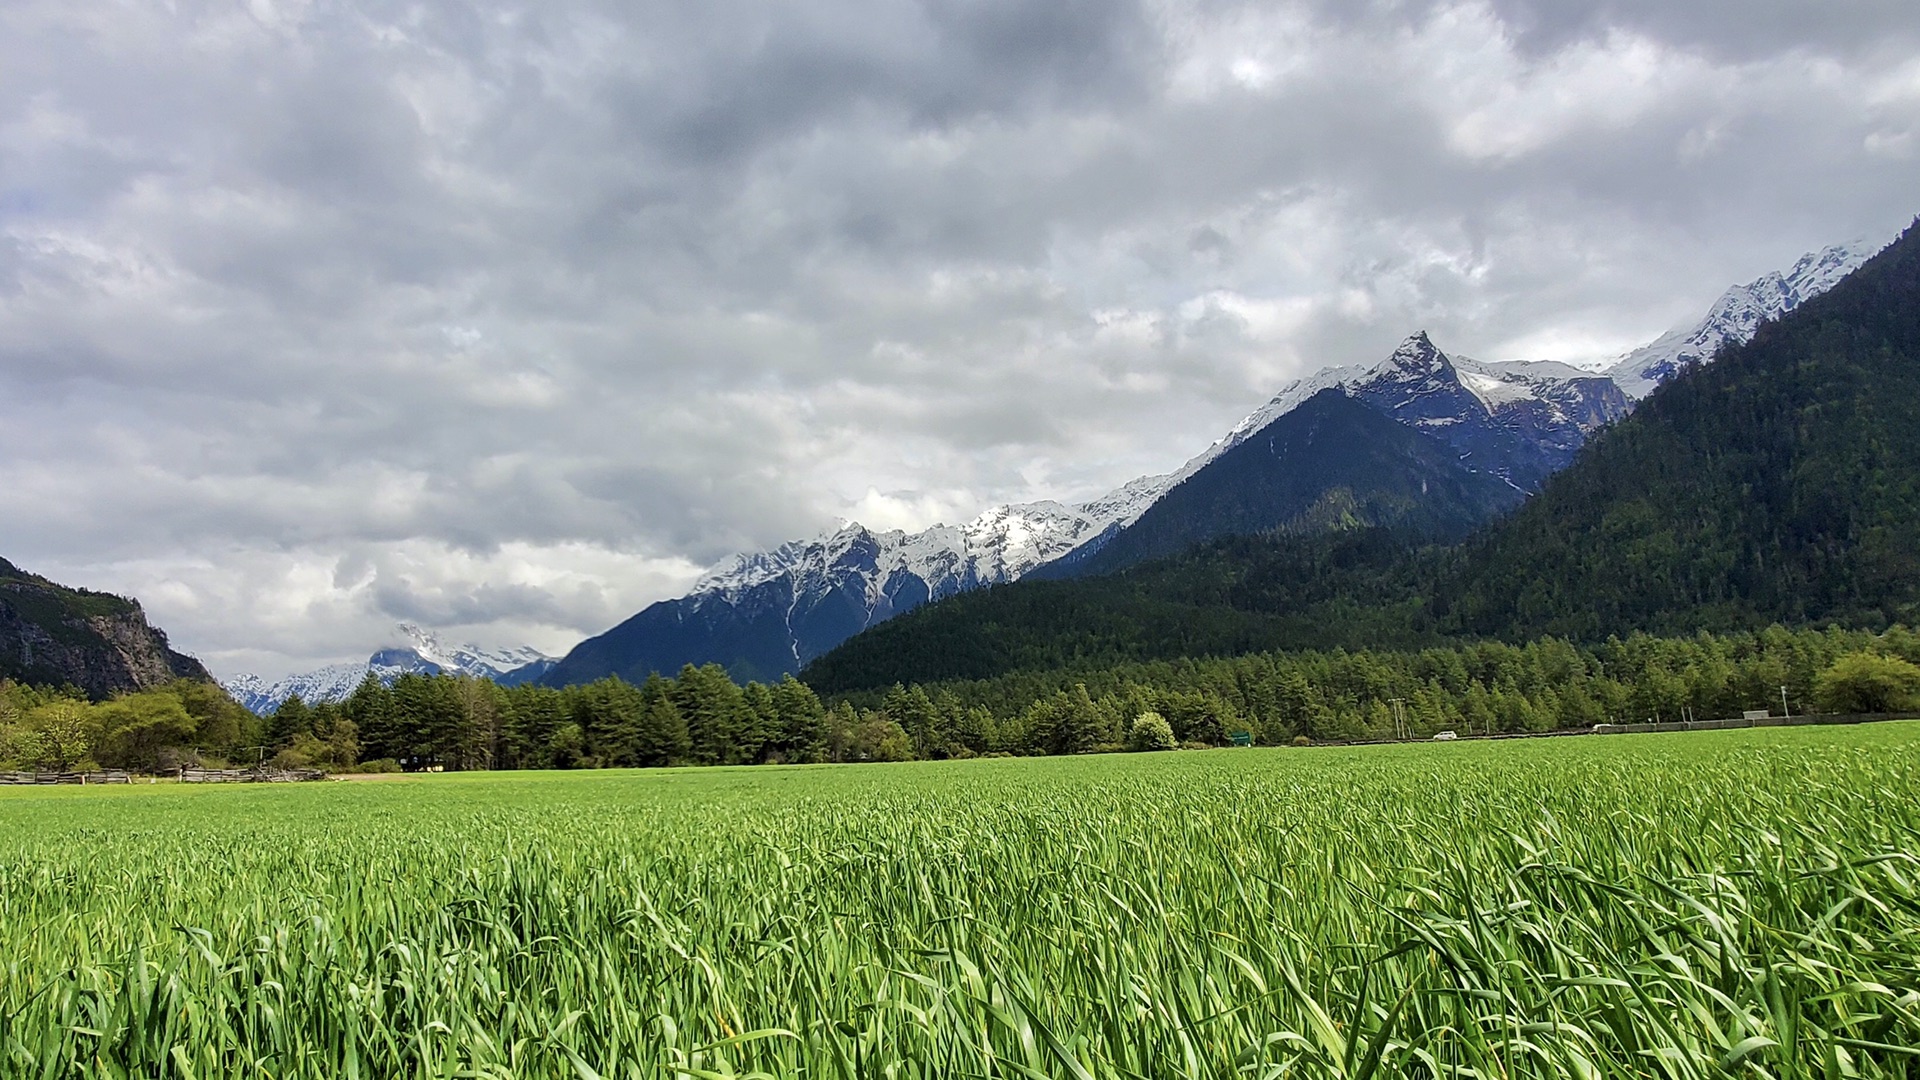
[805,221,1920,694]
[1439,221,1920,639]
[800,528,1437,693]
[0,557,213,699]
[1061,384,1523,576]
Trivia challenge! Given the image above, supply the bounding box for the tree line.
[6,623,1917,773]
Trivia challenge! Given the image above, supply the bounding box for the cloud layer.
[3,0,1916,676]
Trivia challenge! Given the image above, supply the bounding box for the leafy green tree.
[574,678,644,766]
[93,692,196,771]
[500,684,567,769]
[852,714,914,762]
[549,721,587,768]
[389,673,465,768]
[740,682,778,763]
[824,700,860,762]
[324,716,359,768]
[674,664,748,765]
[23,700,90,771]
[1163,690,1231,746]
[173,679,254,754]
[1814,653,1920,714]
[345,675,401,762]
[954,705,996,755]
[452,676,507,770]
[1272,671,1320,741]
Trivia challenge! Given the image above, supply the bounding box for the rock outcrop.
[0,558,211,699]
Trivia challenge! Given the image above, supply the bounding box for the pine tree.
[268,695,313,750]
[345,675,400,762]
[637,674,692,765]
[771,675,827,762]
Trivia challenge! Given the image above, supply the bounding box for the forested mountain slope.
[806,221,1920,695]
[1439,221,1920,639]
[1058,386,1524,577]
[801,528,1439,693]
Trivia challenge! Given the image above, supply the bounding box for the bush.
[1127,712,1178,752]
[356,758,402,774]
[272,732,330,770]
[1813,653,1920,714]
[1292,735,1312,747]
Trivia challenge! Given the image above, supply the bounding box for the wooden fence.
[0,768,328,784]
[179,767,327,783]
[0,770,132,785]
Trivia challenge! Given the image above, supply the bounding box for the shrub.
[1127,712,1178,752]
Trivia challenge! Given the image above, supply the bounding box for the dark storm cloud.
[1,0,1915,675]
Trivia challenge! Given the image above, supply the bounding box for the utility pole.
[1781,686,1791,720]
[1389,698,1406,740]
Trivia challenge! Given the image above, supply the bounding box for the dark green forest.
[8,625,1919,772]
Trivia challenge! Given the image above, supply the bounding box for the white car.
[1432,731,1458,741]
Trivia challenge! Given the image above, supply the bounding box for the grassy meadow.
[2,725,1918,1078]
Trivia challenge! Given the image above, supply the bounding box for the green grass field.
[3,725,1918,1078]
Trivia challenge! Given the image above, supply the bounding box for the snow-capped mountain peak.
[1380,330,1449,377]
[378,622,555,681]
[1605,238,1884,398]
[1167,330,1626,494]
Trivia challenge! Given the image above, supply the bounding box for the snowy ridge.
[222,624,557,714]
[223,664,370,716]
[376,623,553,682]
[1161,332,1625,494]
[1606,240,1884,398]
[691,486,1167,603]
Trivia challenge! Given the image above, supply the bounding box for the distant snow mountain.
[223,624,557,714]
[540,486,1169,687]
[541,234,1885,686]
[1606,240,1882,398]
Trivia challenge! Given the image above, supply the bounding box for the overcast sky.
[3,0,1917,679]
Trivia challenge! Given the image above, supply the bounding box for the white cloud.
[0,0,1914,676]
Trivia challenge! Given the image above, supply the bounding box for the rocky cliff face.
[0,558,211,699]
